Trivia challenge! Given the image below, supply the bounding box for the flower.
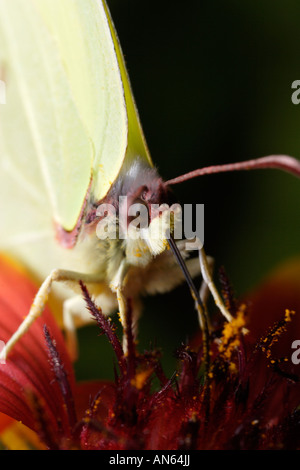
[0,255,300,449]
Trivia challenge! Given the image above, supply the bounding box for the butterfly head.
[81,159,179,267]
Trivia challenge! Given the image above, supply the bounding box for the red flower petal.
[0,255,75,433]
[0,411,14,433]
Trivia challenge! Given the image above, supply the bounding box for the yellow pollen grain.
[92,397,102,413]
[285,309,295,323]
[117,312,123,324]
[219,306,246,360]
[260,310,296,364]
[131,369,152,390]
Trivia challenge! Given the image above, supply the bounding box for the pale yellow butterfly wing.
[0,0,151,284]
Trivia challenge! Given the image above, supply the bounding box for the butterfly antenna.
[165,154,300,185]
[168,235,210,373]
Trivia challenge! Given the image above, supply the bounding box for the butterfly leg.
[198,247,234,323]
[199,255,214,305]
[0,268,103,361]
[109,259,134,352]
[115,291,141,353]
[198,255,214,329]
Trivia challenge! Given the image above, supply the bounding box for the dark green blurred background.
[75,0,300,381]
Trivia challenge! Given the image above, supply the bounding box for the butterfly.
[0,0,299,360]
